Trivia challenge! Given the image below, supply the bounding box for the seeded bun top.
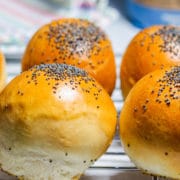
[120,66,180,179]
[120,25,180,99]
[21,18,116,95]
[0,63,117,180]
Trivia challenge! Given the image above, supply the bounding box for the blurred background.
[0,0,179,59]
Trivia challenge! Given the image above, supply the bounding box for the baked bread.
[0,63,117,180]
[0,49,6,92]
[120,25,180,99]
[21,18,116,95]
[119,66,180,179]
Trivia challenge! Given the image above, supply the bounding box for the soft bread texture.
[21,18,116,95]
[0,63,117,180]
[120,25,180,99]
[0,50,6,92]
[120,66,180,179]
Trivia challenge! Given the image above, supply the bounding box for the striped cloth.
[0,0,64,57]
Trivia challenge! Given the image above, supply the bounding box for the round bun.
[120,25,180,99]
[119,66,180,179]
[0,63,117,180]
[21,18,116,95]
[0,49,6,92]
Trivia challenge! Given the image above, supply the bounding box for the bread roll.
[120,25,180,99]
[0,63,117,180]
[21,18,116,95]
[119,66,180,179]
[0,49,6,92]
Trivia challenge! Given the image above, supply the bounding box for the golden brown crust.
[0,63,117,179]
[0,50,6,92]
[120,25,180,99]
[120,66,180,179]
[21,18,116,95]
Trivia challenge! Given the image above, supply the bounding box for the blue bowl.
[126,0,180,28]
